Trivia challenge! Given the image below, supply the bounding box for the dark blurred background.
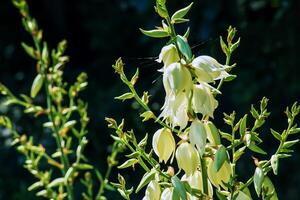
[0,0,299,199]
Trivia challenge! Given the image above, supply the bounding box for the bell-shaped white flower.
[157,44,180,67]
[142,180,161,200]
[181,171,214,198]
[189,120,207,156]
[161,187,174,200]
[192,84,218,118]
[207,157,232,189]
[159,91,190,130]
[176,142,200,176]
[163,62,192,95]
[191,55,230,83]
[152,128,175,163]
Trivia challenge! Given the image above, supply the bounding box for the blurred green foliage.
[0,0,299,199]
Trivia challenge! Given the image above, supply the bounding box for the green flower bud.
[152,128,175,163]
[157,44,180,67]
[143,180,161,200]
[189,120,207,156]
[207,157,232,189]
[176,142,200,176]
[192,84,218,118]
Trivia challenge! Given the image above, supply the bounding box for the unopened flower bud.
[176,142,200,176]
[152,128,175,163]
[143,180,161,200]
[189,120,207,156]
[157,44,180,67]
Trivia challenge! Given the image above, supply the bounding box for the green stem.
[32,30,74,200]
[200,158,208,195]
[96,142,120,199]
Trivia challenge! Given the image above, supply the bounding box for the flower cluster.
[158,43,229,130]
[150,41,232,198]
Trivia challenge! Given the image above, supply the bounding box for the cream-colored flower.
[191,55,230,83]
[176,142,200,176]
[157,44,180,67]
[159,62,192,129]
[207,157,232,189]
[181,171,214,198]
[159,91,190,130]
[152,128,175,163]
[161,187,174,200]
[163,62,192,95]
[142,180,161,200]
[192,84,218,118]
[189,120,207,156]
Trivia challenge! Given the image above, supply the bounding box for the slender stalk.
[200,158,209,195]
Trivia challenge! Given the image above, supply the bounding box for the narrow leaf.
[171,3,193,22]
[176,35,192,62]
[171,176,187,200]
[214,145,227,172]
[239,114,247,137]
[118,159,138,169]
[115,92,134,101]
[140,28,169,38]
[248,143,267,155]
[270,129,282,141]
[136,169,156,193]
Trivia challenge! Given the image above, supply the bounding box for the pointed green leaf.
[214,145,227,172]
[115,92,134,101]
[176,35,192,62]
[136,169,156,193]
[270,129,281,141]
[248,143,267,155]
[171,3,193,22]
[118,158,138,169]
[171,176,187,200]
[282,139,299,149]
[140,28,169,38]
[21,42,37,59]
[239,114,247,137]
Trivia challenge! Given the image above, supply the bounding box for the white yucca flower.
[156,44,180,68]
[159,62,192,129]
[176,142,200,176]
[189,119,207,156]
[161,187,174,200]
[191,55,230,83]
[142,180,161,200]
[152,128,175,163]
[192,84,218,118]
[181,171,214,199]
